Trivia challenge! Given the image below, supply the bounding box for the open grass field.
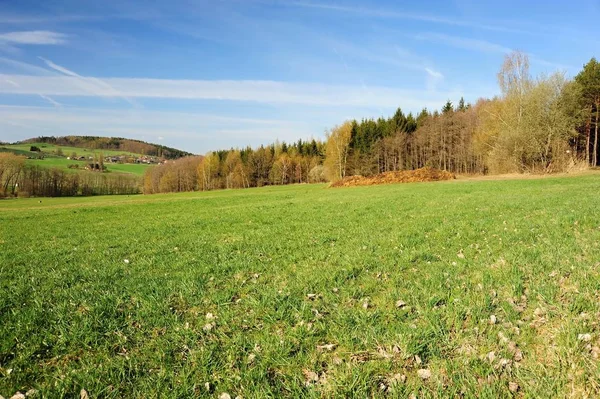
[2,144,150,176]
[3,143,142,158]
[1,174,600,398]
[22,157,150,176]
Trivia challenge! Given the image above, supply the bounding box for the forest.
[0,154,140,197]
[142,52,600,194]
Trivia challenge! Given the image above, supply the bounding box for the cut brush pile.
[330,167,455,187]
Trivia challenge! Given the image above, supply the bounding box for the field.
[1,144,151,176]
[3,143,142,158]
[22,157,150,176]
[1,174,600,398]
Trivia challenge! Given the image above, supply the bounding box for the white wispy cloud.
[38,94,62,108]
[0,13,96,24]
[0,31,68,45]
[0,57,56,75]
[0,74,466,109]
[3,73,62,108]
[415,33,512,54]
[326,37,439,79]
[414,32,573,71]
[425,68,443,79]
[37,57,140,107]
[3,77,20,87]
[286,1,531,34]
[424,68,444,92]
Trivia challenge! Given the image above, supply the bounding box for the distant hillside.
[17,136,193,159]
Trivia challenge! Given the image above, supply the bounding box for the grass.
[1,174,600,398]
[3,143,142,158]
[0,147,34,157]
[22,157,150,176]
[1,145,150,176]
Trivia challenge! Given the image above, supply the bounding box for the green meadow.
[3,143,142,158]
[22,157,150,176]
[1,144,150,176]
[1,174,600,398]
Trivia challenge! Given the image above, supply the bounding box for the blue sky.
[0,0,599,154]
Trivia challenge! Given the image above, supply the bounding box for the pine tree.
[442,100,453,114]
[457,97,466,112]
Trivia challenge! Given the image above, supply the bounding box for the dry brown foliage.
[330,167,455,187]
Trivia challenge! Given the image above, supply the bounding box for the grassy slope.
[1,144,150,176]
[4,143,141,157]
[1,175,600,398]
[22,157,150,176]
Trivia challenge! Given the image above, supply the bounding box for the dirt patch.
[330,167,455,188]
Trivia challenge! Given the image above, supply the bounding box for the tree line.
[143,139,326,194]
[21,136,192,159]
[0,153,140,197]
[144,52,599,194]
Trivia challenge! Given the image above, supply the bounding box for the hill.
[1,136,194,181]
[1,142,153,178]
[16,136,193,159]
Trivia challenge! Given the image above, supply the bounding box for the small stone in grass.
[534,307,545,317]
[457,252,465,259]
[487,351,496,362]
[509,381,519,392]
[578,333,592,342]
[25,390,37,397]
[203,322,215,332]
[219,393,231,399]
[498,331,509,344]
[247,353,256,364]
[514,349,523,362]
[303,370,319,386]
[395,300,407,308]
[490,315,497,325]
[10,393,25,399]
[205,312,215,320]
[123,259,129,264]
[362,301,370,310]
[417,369,431,380]
[317,343,337,351]
[80,390,89,399]
[388,373,406,385]
[306,294,317,300]
[332,287,339,293]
